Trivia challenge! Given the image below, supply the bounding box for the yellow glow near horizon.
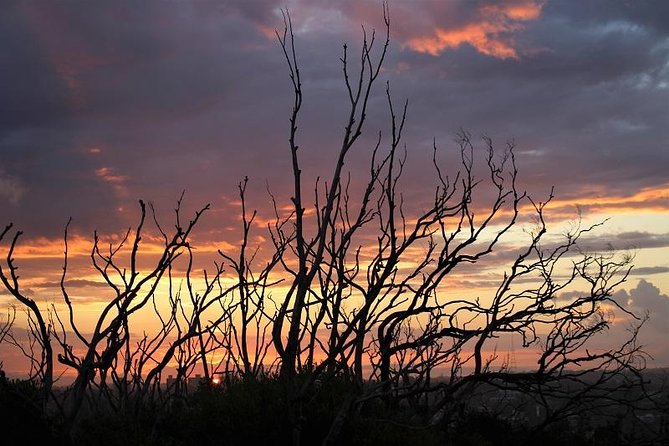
[1,187,667,377]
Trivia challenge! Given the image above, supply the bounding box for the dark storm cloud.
[0,5,69,136]
[376,1,669,200]
[0,0,293,236]
[0,0,667,243]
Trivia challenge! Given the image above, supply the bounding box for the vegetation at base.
[0,372,67,445]
[1,370,665,446]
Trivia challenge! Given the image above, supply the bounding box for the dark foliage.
[1,371,665,445]
[0,373,67,445]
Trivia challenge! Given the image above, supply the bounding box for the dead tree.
[270,7,391,386]
[0,5,652,445]
[0,224,54,404]
[266,6,647,444]
[218,177,285,378]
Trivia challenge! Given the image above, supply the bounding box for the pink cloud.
[404,0,545,59]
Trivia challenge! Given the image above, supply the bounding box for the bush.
[0,372,65,444]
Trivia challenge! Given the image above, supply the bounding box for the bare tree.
[0,223,54,403]
[0,307,13,346]
[218,177,285,378]
[263,7,648,443]
[0,5,655,446]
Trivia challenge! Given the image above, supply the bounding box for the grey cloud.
[611,282,669,369]
[0,4,71,138]
[609,279,669,366]
[382,0,669,200]
[576,231,669,252]
[0,0,667,247]
[629,266,669,277]
[0,169,26,205]
[552,279,669,366]
[544,0,669,36]
[615,279,669,333]
[0,0,289,235]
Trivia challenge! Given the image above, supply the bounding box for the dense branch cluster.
[0,7,659,445]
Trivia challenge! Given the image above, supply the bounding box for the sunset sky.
[1,0,668,373]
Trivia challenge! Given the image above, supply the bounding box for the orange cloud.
[485,2,543,21]
[95,167,127,184]
[10,235,92,259]
[257,24,277,40]
[405,1,544,59]
[544,183,669,217]
[95,166,129,199]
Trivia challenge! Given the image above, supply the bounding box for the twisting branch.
[0,223,54,402]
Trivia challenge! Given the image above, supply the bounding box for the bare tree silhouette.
[0,6,660,446]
